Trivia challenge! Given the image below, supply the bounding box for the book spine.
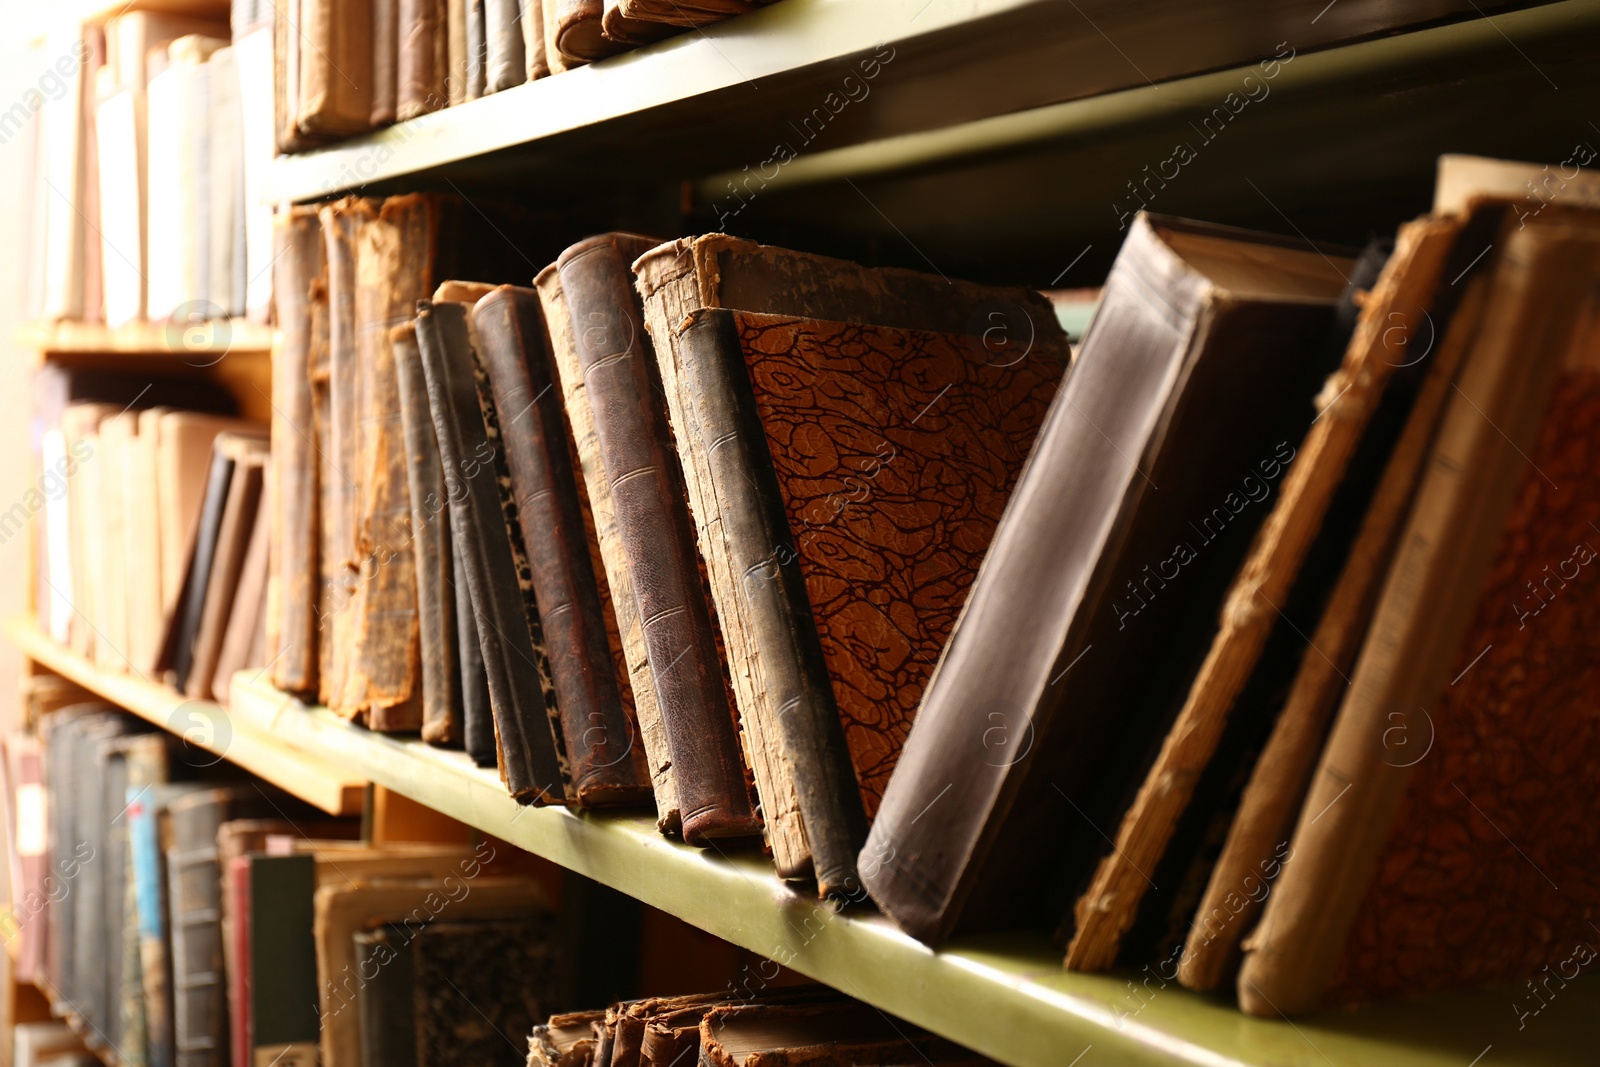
[537,263,679,832]
[169,808,228,1067]
[673,308,868,896]
[269,207,326,697]
[465,0,487,98]
[393,322,462,745]
[317,199,373,709]
[455,549,497,765]
[474,287,649,806]
[398,0,449,119]
[556,237,759,845]
[372,0,399,126]
[521,0,548,80]
[1238,217,1597,1017]
[413,300,565,803]
[344,197,435,731]
[484,0,527,92]
[130,799,175,1067]
[296,0,375,136]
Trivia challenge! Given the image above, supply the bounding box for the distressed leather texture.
[1328,369,1600,1006]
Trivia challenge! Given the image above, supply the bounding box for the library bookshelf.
[11,0,1600,1063]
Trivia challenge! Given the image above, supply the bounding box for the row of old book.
[266,153,1600,1018]
[29,0,275,327]
[527,987,992,1067]
[6,685,566,1067]
[32,364,273,704]
[279,0,771,150]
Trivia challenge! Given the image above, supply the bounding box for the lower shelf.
[6,617,365,815]
[223,679,1599,1067]
[8,617,1594,1066]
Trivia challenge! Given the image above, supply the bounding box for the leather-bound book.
[1240,204,1600,1015]
[536,263,675,828]
[186,443,267,700]
[858,215,1354,943]
[157,411,255,631]
[1061,238,1406,971]
[339,195,460,731]
[630,235,1068,895]
[270,206,328,697]
[521,0,548,80]
[313,877,551,1067]
[466,0,487,98]
[398,0,448,118]
[318,198,377,710]
[475,286,651,807]
[697,1001,974,1067]
[446,0,470,104]
[393,320,462,745]
[528,1009,602,1067]
[597,1,675,47]
[615,0,754,28]
[456,548,496,765]
[672,304,1063,898]
[372,0,398,125]
[538,0,569,73]
[353,925,418,1067]
[413,300,565,804]
[164,438,236,692]
[558,234,759,847]
[549,0,628,63]
[210,498,272,704]
[484,0,526,91]
[168,787,312,1067]
[296,0,373,137]
[412,917,564,1064]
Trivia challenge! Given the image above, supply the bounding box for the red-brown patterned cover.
[1327,368,1600,1005]
[733,312,1064,816]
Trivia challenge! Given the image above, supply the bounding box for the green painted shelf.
[219,673,1599,1067]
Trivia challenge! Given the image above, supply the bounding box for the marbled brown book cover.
[1326,366,1600,1007]
[732,312,1064,816]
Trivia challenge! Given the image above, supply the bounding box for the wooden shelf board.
[263,0,1524,204]
[18,320,273,357]
[5,618,364,815]
[223,672,1600,1067]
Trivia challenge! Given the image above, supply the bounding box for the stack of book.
[31,364,269,701]
[528,987,992,1066]
[9,696,564,1067]
[269,204,1069,869]
[30,0,273,327]
[277,0,773,150]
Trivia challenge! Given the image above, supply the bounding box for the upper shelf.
[18,319,274,358]
[220,673,1599,1067]
[7,617,364,815]
[263,0,1547,204]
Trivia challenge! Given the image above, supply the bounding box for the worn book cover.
[1240,208,1600,1016]
[862,215,1353,943]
